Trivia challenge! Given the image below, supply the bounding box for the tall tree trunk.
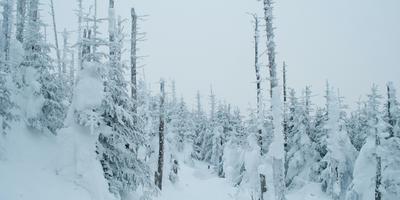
[375,125,382,200]
[16,0,26,43]
[77,0,83,69]
[108,0,116,60]
[387,83,394,137]
[155,80,166,190]
[282,62,288,180]
[70,51,75,86]
[131,8,137,113]
[252,14,267,200]
[92,0,98,57]
[62,29,68,74]
[262,0,286,200]
[50,0,61,74]
[1,0,14,61]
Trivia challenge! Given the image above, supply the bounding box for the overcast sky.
[50,0,400,113]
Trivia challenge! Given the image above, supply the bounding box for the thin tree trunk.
[77,0,83,69]
[262,0,286,199]
[375,125,382,200]
[92,0,98,57]
[252,14,267,200]
[50,0,61,74]
[16,0,26,43]
[283,62,288,179]
[62,29,68,74]
[70,51,75,86]
[131,8,138,113]
[387,84,394,137]
[1,0,14,61]
[155,80,166,190]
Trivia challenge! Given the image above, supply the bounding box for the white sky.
[49,0,400,113]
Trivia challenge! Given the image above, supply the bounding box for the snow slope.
[0,62,114,200]
[155,160,329,200]
[155,162,236,200]
[0,124,98,200]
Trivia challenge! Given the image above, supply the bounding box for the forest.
[0,0,399,200]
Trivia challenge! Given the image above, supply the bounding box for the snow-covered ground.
[155,160,329,200]
[156,162,236,200]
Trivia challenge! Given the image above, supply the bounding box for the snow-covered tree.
[21,0,67,134]
[285,89,319,189]
[346,86,385,200]
[191,91,207,161]
[347,101,369,151]
[320,88,356,200]
[262,0,286,199]
[0,63,16,135]
[97,3,152,198]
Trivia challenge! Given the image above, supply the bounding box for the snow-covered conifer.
[285,89,319,189]
[21,0,67,134]
[320,87,356,200]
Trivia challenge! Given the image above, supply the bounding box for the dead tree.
[16,0,26,43]
[70,51,75,86]
[131,8,138,113]
[387,83,395,138]
[155,80,166,190]
[108,0,116,66]
[375,120,382,200]
[252,13,267,200]
[1,0,14,61]
[92,0,98,57]
[283,62,288,178]
[61,29,68,74]
[50,0,61,73]
[77,0,83,69]
[262,0,286,199]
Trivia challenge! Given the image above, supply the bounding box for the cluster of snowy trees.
[0,0,398,200]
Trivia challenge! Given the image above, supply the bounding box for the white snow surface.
[155,161,236,200]
[0,122,114,200]
[0,61,114,200]
[156,158,329,200]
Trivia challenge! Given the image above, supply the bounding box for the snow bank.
[0,61,114,200]
[73,62,105,111]
[346,137,376,200]
[0,123,111,200]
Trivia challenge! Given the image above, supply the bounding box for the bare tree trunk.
[131,8,138,113]
[283,62,288,179]
[375,126,382,200]
[209,86,216,120]
[70,51,75,86]
[108,0,116,60]
[16,0,26,43]
[155,80,166,190]
[62,29,68,74]
[77,0,83,69]
[262,0,286,200]
[252,14,267,200]
[50,0,61,74]
[92,0,98,57]
[1,0,14,61]
[387,84,394,137]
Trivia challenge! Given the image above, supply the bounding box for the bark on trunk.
[16,0,26,43]
[375,126,382,200]
[131,8,138,113]
[50,0,61,74]
[155,80,166,190]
